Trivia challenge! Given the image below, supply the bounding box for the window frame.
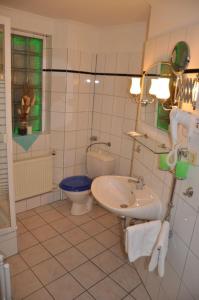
[11,30,46,134]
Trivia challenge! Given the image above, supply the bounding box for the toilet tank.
[87,149,115,179]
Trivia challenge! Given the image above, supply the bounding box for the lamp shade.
[130,77,141,95]
[156,78,170,100]
[149,79,159,95]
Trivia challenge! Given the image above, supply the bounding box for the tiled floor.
[8,200,151,300]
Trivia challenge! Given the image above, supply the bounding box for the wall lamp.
[130,77,141,103]
[130,76,170,106]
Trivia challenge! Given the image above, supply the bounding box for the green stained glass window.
[11,34,43,134]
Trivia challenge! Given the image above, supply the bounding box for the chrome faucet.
[128,176,145,190]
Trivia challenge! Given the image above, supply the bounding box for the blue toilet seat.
[59,175,92,192]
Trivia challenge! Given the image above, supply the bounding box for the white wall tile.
[116,53,129,74]
[173,198,197,246]
[51,72,66,92]
[111,116,123,137]
[52,48,67,69]
[103,76,115,96]
[93,94,102,113]
[65,94,78,113]
[104,53,117,73]
[65,112,77,131]
[51,92,66,112]
[102,95,114,115]
[67,49,81,70]
[100,114,111,133]
[26,196,41,210]
[177,283,194,300]
[120,138,133,160]
[65,131,76,150]
[66,73,79,94]
[64,150,76,167]
[15,200,27,213]
[51,131,65,150]
[78,94,91,112]
[190,215,199,259]
[51,112,65,131]
[113,97,125,117]
[167,232,189,277]
[182,251,199,300]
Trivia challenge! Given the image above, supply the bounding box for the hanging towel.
[125,220,161,263]
[148,221,170,277]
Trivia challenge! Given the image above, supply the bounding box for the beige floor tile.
[88,205,108,219]
[51,199,67,208]
[42,235,72,255]
[110,223,122,236]
[17,209,36,220]
[75,291,95,300]
[11,269,42,300]
[110,243,129,262]
[34,204,54,214]
[6,254,28,276]
[62,227,90,245]
[39,209,63,223]
[71,261,106,289]
[21,215,46,230]
[55,203,71,216]
[80,220,105,236]
[89,277,127,300]
[124,295,135,300]
[20,244,51,267]
[110,264,141,292]
[131,284,151,300]
[76,238,105,259]
[50,217,75,233]
[31,224,58,242]
[96,213,119,228]
[92,250,124,274]
[68,214,92,225]
[32,257,66,285]
[56,247,88,271]
[16,220,28,235]
[95,229,120,248]
[17,232,39,251]
[46,273,84,300]
[24,288,53,300]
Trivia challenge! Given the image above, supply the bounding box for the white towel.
[125,220,161,263]
[148,221,170,277]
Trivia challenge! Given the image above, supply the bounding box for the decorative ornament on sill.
[17,83,35,135]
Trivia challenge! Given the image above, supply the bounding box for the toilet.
[59,149,115,215]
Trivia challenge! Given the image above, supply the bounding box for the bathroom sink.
[91,176,162,220]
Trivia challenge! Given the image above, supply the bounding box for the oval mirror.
[171,41,190,75]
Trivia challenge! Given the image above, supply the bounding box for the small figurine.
[18,83,35,135]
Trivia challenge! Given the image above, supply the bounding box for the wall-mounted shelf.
[127,131,170,154]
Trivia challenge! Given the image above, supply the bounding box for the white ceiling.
[0,0,150,25]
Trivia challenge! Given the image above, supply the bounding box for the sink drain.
[120,204,128,208]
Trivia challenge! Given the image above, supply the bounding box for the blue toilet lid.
[59,175,92,192]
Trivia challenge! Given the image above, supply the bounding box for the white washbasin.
[91,176,162,220]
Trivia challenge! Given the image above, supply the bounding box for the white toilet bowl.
[64,190,93,215]
[59,149,116,216]
[59,175,93,216]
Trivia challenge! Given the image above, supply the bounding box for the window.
[11,34,43,134]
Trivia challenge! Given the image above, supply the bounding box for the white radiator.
[14,155,53,201]
[0,255,11,300]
